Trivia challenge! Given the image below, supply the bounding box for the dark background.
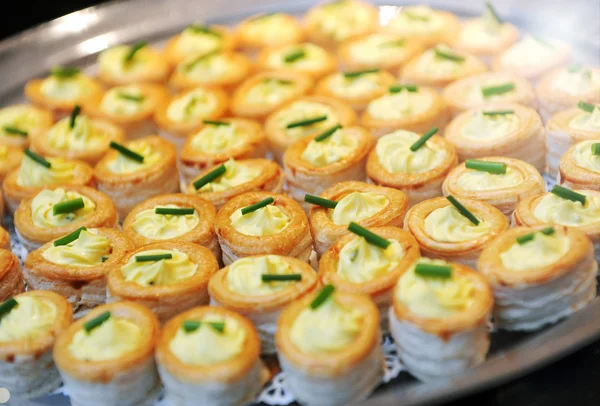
[4,1,600,405]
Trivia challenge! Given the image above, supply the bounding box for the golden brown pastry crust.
[405,197,509,266]
[185,159,284,210]
[14,184,118,250]
[236,13,305,50]
[0,145,23,183]
[25,76,103,117]
[382,10,461,47]
[558,142,600,192]
[0,227,9,251]
[0,249,25,302]
[163,25,237,65]
[0,104,54,149]
[442,157,546,217]
[107,242,219,323]
[451,19,520,59]
[255,43,336,80]
[97,46,170,86]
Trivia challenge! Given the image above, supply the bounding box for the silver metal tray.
[1,1,599,405]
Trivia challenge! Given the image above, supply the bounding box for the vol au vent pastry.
[53,302,161,406]
[546,102,600,176]
[230,71,314,121]
[0,249,25,302]
[163,24,237,65]
[214,191,313,265]
[93,135,179,220]
[390,258,493,381]
[0,291,72,398]
[399,44,488,89]
[2,150,94,214]
[107,242,219,323]
[283,126,374,209]
[185,158,284,210]
[156,306,268,406]
[276,286,383,406]
[404,196,509,268]
[0,104,54,148]
[122,193,220,257]
[308,181,409,256]
[318,225,420,330]
[236,12,304,50]
[444,103,546,172]
[264,95,357,163]
[14,184,118,251]
[179,118,267,186]
[366,128,458,207]
[154,86,228,149]
[209,254,319,353]
[23,228,134,316]
[360,85,450,139]
[0,227,9,251]
[0,144,23,182]
[442,157,546,218]
[478,226,597,331]
[256,42,336,80]
[558,140,600,191]
[97,42,170,86]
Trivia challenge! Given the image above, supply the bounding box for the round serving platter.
[1,1,599,405]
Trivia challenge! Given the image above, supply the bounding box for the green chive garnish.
[84,311,111,333]
[51,66,80,79]
[184,97,198,116]
[409,127,438,152]
[123,42,147,64]
[314,124,342,142]
[117,93,145,102]
[3,126,28,137]
[0,297,18,321]
[182,320,225,333]
[184,50,219,72]
[110,141,144,163]
[434,48,465,63]
[343,68,380,79]
[203,119,229,126]
[187,24,222,37]
[550,185,587,205]
[53,198,85,216]
[304,194,338,209]
[404,11,429,21]
[24,149,51,168]
[592,143,600,155]
[578,100,595,113]
[135,253,173,262]
[193,164,226,190]
[53,227,86,246]
[250,12,277,22]
[284,49,306,63]
[481,82,515,97]
[310,284,335,310]
[446,195,480,226]
[414,263,452,278]
[101,256,109,263]
[263,78,293,85]
[482,110,514,116]
[389,85,417,93]
[568,64,582,73]
[516,232,535,245]
[541,227,555,235]
[69,105,81,129]
[465,159,507,174]
[379,39,406,48]
[485,1,502,24]
[155,207,195,215]
[347,222,391,249]
[286,115,328,129]
[241,197,274,215]
[261,274,302,282]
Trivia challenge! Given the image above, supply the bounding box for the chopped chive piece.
[389,85,418,93]
[182,320,224,333]
[540,227,555,235]
[184,97,198,117]
[110,141,144,163]
[135,253,173,262]
[117,93,145,102]
[53,198,85,216]
[101,256,109,263]
[482,110,514,116]
[3,126,28,136]
[69,105,81,129]
[51,66,80,78]
[286,115,328,129]
[207,322,225,333]
[516,232,535,245]
[568,64,582,73]
[0,297,18,321]
[54,227,87,246]
[343,68,380,78]
[578,100,595,113]
[550,185,586,205]
[155,207,195,215]
[409,127,438,152]
[284,49,306,63]
[415,263,452,278]
[24,149,51,168]
[188,24,222,37]
[203,119,229,126]
[263,78,293,85]
[123,41,147,64]
[310,284,335,310]
[314,124,342,142]
[193,164,226,190]
[465,159,507,174]
[349,249,359,262]
[533,36,554,48]
[404,11,429,21]
[250,12,277,21]
[485,1,503,24]
[379,39,406,48]
[348,222,391,249]
[481,82,515,97]
[592,143,600,155]
[84,311,110,333]
[583,70,592,80]
[184,50,219,72]
[261,274,302,282]
[446,195,480,226]
[434,48,465,63]
[304,194,338,209]
[241,197,274,215]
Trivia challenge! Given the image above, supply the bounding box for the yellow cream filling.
[396,258,475,318]
[424,205,492,243]
[533,192,600,227]
[366,90,433,121]
[120,249,197,287]
[500,232,570,271]
[107,139,161,174]
[16,155,76,187]
[31,188,95,228]
[267,43,329,70]
[244,78,296,107]
[169,313,245,366]
[0,296,57,342]
[572,140,600,173]
[309,1,373,42]
[177,26,223,56]
[47,116,110,152]
[40,75,90,101]
[552,67,600,95]
[131,204,200,240]
[500,35,562,67]
[461,111,521,140]
[275,101,339,138]
[198,158,260,193]
[328,72,382,98]
[337,236,405,283]
[230,204,290,236]
[569,105,600,132]
[100,86,148,116]
[69,316,142,362]
[301,127,357,167]
[347,33,410,65]
[456,167,524,191]
[376,129,446,174]
[166,88,217,122]
[227,255,298,296]
[190,123,246,154]
[414,45,467,76]
[330,191,388,225]
[0,105,46,138]
[459,6,503,47]
[42,229,110,267]
[244,13,298,44]
[386,5,445,35]
[98,45,156,78]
